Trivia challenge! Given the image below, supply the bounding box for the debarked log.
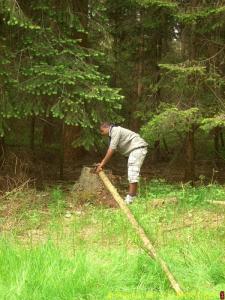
[98,171,183,295]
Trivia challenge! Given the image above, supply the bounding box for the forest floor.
[0,175,225,300]
[2,146,225,192]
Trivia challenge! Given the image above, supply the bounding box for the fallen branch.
[163,220,224,233]
[0,179,30,201]
[98,171,183,296]
[163,223,193,232]
[207,200,225,206]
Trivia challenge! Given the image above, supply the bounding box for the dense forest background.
[1,0,225,185]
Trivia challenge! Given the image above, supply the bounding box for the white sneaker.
[124,195,135,204]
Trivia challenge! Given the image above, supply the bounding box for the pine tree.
[0,0,123,148]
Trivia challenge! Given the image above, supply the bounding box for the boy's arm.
[96,148,115,173]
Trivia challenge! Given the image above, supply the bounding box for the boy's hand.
[95,163,103,173]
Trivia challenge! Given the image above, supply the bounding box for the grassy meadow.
[0,180,224,300]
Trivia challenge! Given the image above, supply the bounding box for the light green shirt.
[109,126,148,156]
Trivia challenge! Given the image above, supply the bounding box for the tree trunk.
[130,11,144,131]
[220,129,224,148]
[63,0,88,161]
[42,117,55,145]
[59,121,65,179]
[163,138,170,155]
[30,116,35,151]
[63,125,82,162]
[73,0,88,45]
[214,126,220,161]
[0,137,5,167]
[184,128,195,182]
[152,140,161,162]
[132,40,144,131]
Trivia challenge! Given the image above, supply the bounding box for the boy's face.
[100,126,109,136]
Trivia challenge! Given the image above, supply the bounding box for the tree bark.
[59,121,65,179]
[152,140,161,162]
[214,126,220,161]
[63,0,89,161]
[42,117,55,146]
[73,0,88,45]
[184,128,195,182]
[30,116,35,151]
[63,125,83,162]
[163,137,170,155]
[131,21,144,131]
[220,129,224,148]
[0,137,5,167]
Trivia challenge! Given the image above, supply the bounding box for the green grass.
[0,181,224,299]
[0,239,170,300]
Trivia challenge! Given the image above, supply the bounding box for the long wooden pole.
[99,171,183,295]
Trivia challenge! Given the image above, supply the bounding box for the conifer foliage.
[1,0,225,180]
[0,0,122,146]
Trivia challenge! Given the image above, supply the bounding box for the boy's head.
[99,122,111,135]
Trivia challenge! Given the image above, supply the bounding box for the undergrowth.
[0,180,224,299]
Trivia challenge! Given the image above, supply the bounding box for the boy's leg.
[126,148,147,203]
[129,182,138,196]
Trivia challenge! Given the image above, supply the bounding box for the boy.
[96,122,148,204]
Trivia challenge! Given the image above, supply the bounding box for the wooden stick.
[0,179,30,201]
[98,171,183,295]
[207,200,225,206]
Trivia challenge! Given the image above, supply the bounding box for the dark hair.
[100,122,111,128]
